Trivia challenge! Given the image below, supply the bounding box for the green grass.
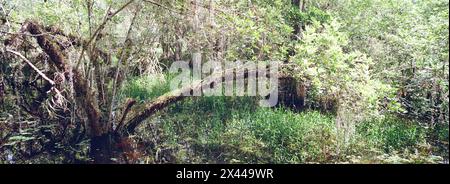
[120,74,172,102]
[356,116,427,153]
[158,97,338,163]
[232,109,337,163]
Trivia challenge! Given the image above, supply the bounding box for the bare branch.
[142,0,182,14]
[107,6,141,129]
[6,49,55,86]
[75,0,135,70]
[0,30,49,37]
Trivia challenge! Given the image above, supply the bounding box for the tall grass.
[120,74,171,102]
[356,116,426,153]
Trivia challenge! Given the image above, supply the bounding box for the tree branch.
[142,0,182,14]
[75,0,135,70]
[107,6,141,126]
[6,49,55,86]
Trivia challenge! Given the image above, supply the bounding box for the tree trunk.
[90,133,113,164]
[16,21,106,163]
[278,75,305,110]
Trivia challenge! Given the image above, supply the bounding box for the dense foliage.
[0,0,448,164]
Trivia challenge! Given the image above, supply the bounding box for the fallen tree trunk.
[124,85,193,134]
[123,68,279,135]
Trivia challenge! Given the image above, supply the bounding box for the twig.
[107,6,141,126]
[75,0,135,70]
[6,49,65,108]
[0,30,49,37]
[142,0,182,14]
[6,49,55,85]
[0,3,11,30]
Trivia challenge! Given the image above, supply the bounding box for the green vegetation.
[124,76,445,164]
[121,74,172,102]
[0,0,448,164]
